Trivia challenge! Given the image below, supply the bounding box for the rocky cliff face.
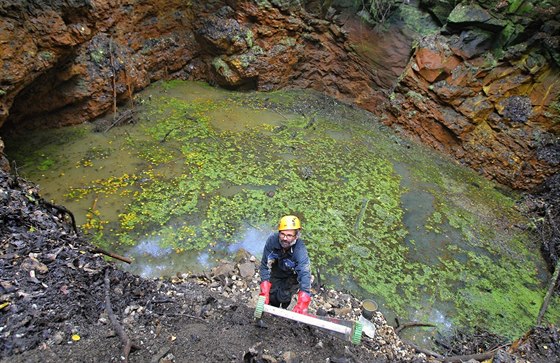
[386,0,560,189]
[0,0,558,189]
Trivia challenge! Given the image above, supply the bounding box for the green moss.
[396,2,440,36]
[245,29,254,48]
[237,53,256,69]
[37,156,55,171]
[211,57,234,78]
[39,51,54,62]
[280,37,297,47]
[406,90,425,102]
[508,0,531,14]
[90,48,105,64]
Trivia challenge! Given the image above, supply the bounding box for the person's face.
[279,229,297,248]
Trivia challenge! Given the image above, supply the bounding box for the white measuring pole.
[262,304,352,335]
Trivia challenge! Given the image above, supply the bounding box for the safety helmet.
[278,215,301,231]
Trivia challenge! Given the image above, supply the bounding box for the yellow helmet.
[278,215,301,231]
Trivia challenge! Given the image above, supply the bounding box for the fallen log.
[104,268,139,362]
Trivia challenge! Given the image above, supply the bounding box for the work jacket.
[259,232,312,294]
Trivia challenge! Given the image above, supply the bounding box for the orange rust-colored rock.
[0,2,558,190]
[386,34,560,189]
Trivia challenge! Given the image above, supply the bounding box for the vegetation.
[356,0,400,27]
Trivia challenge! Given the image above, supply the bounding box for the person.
[258,215,312,314]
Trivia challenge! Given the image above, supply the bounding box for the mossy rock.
[447,3,507,31]
[419,0,458,26]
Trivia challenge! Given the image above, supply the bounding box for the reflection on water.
[124,225,270,278]
[227,226,271,257]
[125,236,213,278]
[135,237,173,257]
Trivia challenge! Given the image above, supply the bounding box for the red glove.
[259,281,272,304]
[292,291,311,314]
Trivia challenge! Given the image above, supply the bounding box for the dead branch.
[271,107,288,120]
[104,268,139,362]
[104,109,135,133]
[91,247,132,264]
[150,346,170,363]
[41,200,78,235]
[401,339,444,360]
[160,127,179,143]
[394,320,436,334]
[537,257,560,325]
[123,67,135,109]
[442,351,494,362]
[167,313,207,322]
[353,198,369,233]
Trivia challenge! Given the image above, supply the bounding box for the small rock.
[237,262,255,279]
[211,263,235,278]
[53,332,64,345]
[21,257,49,274]
[334,307,352,316]
[282,351,297,363]
[0,281,17,293]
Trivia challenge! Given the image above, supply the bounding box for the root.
[42,200,78,235]
[104,268,139,362]
[401,339,444,361]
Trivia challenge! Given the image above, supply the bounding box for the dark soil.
[1,169,559,363]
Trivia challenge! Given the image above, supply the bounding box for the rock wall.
[0,0,558,189]
[0,0,199,129]
[385,1,560,189]
[0,0,395,131]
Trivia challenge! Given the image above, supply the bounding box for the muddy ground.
[1,169,559,363]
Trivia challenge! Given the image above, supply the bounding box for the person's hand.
[292,291,311,314]
[259,281,272,304]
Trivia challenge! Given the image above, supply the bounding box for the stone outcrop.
[0,0,558,189]
[387,0,560,189]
